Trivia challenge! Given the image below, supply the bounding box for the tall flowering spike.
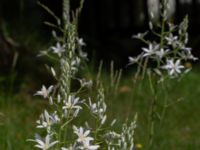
[63,0,70,25]
[69,25,77,60]
[60,59,71,99]
[59,24,78,99]
[105,114,137,150]
[30,0,140,149]
[118,114,137,150]
[88,86,107,125]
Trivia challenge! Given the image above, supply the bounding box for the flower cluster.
[62,95,83,118]
[88,87,107,125]
[36,110,60,132]
[129,4,198,79]
[128,1,197,148]
[118,117,137,150]
[72,126,99,150]
[104,115,137,150]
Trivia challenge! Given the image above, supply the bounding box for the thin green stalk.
[159,81,168,127]
[147,72,157,149]
[142,57,149,79]
[160,0,166,49]
[96,61,103,87]
[110,61,114,89]
[114,69,122,94]
[94,120,103,142]
[160,18,165,48]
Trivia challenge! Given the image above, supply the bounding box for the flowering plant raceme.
[129,3,197,79]
[128,0,198,149]
[28,0,137,150]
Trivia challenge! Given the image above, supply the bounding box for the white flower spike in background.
[29,0,137,150]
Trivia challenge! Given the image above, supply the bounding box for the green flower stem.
[148,2,166,147]
[159,80,169,129]
[94,120,103,142]
[142,57,149,79]
[160,0,166,49]
[147,71,157,149]
[160,18,165,48]
[61,116,73,129]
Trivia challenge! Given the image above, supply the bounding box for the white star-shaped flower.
[142,44,159,57]
[34,85,53,98]
[62,95,82,110]
[132,31,148,39]
[50,42,65,57]
[128,53,143,65]
[73,126,93,144]
[155,48,169,59]
[36,110,60,132]
[162,59,184,76]
[165,33,178,46]
[34,134,58,150]
[179,47,198,61]
[62,95,83,117]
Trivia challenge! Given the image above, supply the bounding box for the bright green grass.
[0,70,200,150]
[115,70,200,150]
[0,94,47,150]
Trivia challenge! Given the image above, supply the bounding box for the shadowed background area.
[1,0,200,64]
[0,0,200,87]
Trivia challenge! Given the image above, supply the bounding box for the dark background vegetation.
[0,0,200,89]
